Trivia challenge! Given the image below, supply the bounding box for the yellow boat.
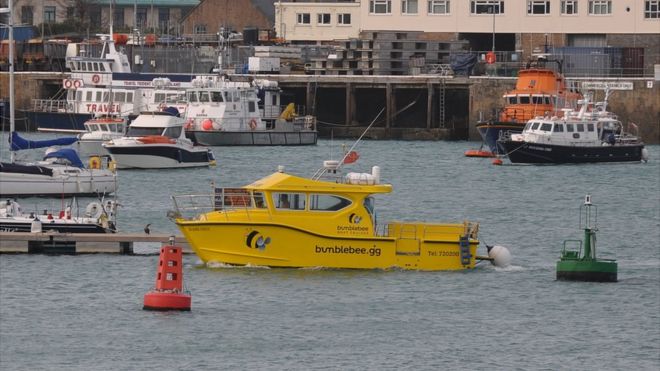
[172,161,509,270]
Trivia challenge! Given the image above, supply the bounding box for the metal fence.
[462,48,657,78]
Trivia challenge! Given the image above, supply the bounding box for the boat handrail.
[171,190,274,222]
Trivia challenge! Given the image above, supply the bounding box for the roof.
[246,172,392,194]
[252,0,277,22]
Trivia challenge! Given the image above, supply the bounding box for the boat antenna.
[336,106,385,170]
[4,1,15,163]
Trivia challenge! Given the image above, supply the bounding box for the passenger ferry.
[476,56,582,155]
[172,160,510,270]
[497,91,648,164]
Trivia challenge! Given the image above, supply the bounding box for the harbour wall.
[1,72,658,144]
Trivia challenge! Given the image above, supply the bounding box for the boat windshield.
[127,127,165,137]
[163,126,182,139]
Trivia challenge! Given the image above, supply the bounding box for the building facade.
[180,0,276,36]
[5,0,199,35]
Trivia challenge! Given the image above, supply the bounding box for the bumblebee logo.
[348,213,362,224]
[246,230,271,250]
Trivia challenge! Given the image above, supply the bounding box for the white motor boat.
[0,198,118,233]
[103,109,215,169]
[76,116,127,156]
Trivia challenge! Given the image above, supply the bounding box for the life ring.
[85,202,103,219]
[249,119,257,130]
[92,74,101,84]
[88,156,101,169]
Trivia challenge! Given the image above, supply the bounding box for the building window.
[471,1,504,14]
[66,7,75,19]
[645,1,660,18]
[296,13,310,24]
[114,9,124,27]
[158,8,170,31]
[194,24,207,34]
[428,0,450,14]
[402,0,418,14]
[528,1,550,14]
[338,13,352,24]
[21,6,33,25]
[588,1,611,14]
[370,0,392,14]
[317,13,331,25]
[90,9,101,27]
[136,7,148,29]
[561,0,578,14]
[44,6,56,23]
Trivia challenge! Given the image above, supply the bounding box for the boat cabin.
[517,116,624,147]
[126,112,185,139]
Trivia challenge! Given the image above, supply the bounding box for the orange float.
[143,240,191,311]
[464,149,495,158]
[137,135,175,144]
[201,119,214,131]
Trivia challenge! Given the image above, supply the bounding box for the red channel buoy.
[143,238,191,311]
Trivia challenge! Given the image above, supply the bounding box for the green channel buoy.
[556,195,618,282]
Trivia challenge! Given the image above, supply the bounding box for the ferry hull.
[476,122,524,154]
[188,131,318,146]
[498,141,645,164]
[25,111,92,131]
[177,222,478,271]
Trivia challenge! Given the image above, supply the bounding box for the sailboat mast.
[7,0,15,163]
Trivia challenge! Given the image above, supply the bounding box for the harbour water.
[1,136,659,370]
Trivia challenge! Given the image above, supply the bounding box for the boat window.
[540,123,552,132]
[92,63,99,72]
[576,123,585,132]
[126,127,163,136]
[566,124,574,132]
[249,101,256,113]
[524,122,532,131]
[273,192,306,210]
[187,91,198,103]
[553,123,564,132]
[253,192,267,209]
[199,91,211,103]
[95,91,102,102]
[102,92,110,102]
[89,124,99,132]
[363,196,375,217]
[75,90,81,101]
[85,91,93,101]
[115,92,126,102]
[309,194,352,211]
[211,92,223,102]
[544,96,551,105]
[81,63,87,71]
[532,95,543,104]
[587,123,594,132]
[127,92,133,102]
[519,95,530,104]
[531,122,540,130]
[155,93,166,103]
[163,126,182,139]
[271,94,278,106]
[100,63,107,72]
[506,96,517,104]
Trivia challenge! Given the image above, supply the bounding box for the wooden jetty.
[0,231,191,255]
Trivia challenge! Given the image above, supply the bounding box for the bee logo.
[348,213,362,224]
[246,230,271,250]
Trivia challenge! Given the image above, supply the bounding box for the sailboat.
[0,11,118,198]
